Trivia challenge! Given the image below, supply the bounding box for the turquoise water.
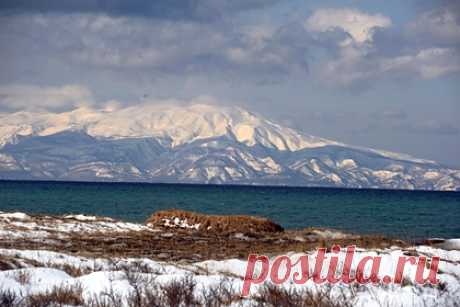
[0,180,459,239]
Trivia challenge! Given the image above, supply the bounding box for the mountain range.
[0,103,459,191]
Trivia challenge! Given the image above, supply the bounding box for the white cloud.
[381,48,460,79]
[305,7,460,87]
[1,6,458,94]
[305,8,391,44]
[407,7,460,45]
[0,84,94,111]
[317,47,460,86]
[0,13,308,79]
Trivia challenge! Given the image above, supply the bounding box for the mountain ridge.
[0,103,458,190]
[0,103,339,151]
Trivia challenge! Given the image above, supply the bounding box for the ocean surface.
[0,180,459,240]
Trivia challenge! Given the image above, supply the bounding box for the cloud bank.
[0,84,93,112]
[0,1,459,164]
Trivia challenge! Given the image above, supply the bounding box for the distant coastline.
[1,178,458,193]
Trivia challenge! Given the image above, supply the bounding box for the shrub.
[27,283,84,307]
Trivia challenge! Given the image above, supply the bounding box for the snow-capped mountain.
[0,103,459,190]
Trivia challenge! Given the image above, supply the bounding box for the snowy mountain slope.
[0,104,459,190]
[0,104,336,151]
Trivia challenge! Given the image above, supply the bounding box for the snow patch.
[159,217,201,230]
[64,214,98,221]
[337,159,357,169]
[0,212,30,220]
[424,171,440,180]
[372,170,398,180]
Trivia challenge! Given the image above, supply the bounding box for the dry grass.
[253,284,353,307]
[146,209,284,234]
[0,211,455,307]
[90,275,238,307]
[83,265,358,307]
[43,260,104,278]
[0,228,408,263]
[0,289,22,307]
[201,277,241,307]
[13,270,31,285]
[0,210,408,263]
[2,277,460,307]
[77,279,358,307]
[0,254,45,271]
[26,283,84,307]
[0,255,24,271]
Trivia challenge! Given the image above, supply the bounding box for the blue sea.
[0,180,459,240]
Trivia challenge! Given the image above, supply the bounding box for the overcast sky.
[0,0,459,166]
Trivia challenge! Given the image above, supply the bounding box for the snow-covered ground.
[0,245,459,306]
[1,211,459,306]
[0,211,152,241]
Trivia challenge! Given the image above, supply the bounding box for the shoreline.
[0,209,410,262]
[2,180,459,242]
[1,210,460,306]
[2,178,459,194]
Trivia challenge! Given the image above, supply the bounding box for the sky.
[0,0,459,166]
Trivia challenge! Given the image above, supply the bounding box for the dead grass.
[87,286,124,307]
[0,210,408,263]
[86,265,358,307]
[0,255,26,270]
[201,277,241,307]
[3,276,460,307]
[0,289,22,307]
[43,260,102,278]
[0,229,407,263]
[26,283,84,307]
[87,277,357,307]
[146,209,284,234]
[13,270,31,285]
[253,284,353,307]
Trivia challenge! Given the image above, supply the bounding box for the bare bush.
[27,283,84,307]
[0,289,22,307]
[14,270,31,285]
[201,277,241,307]
[3,267,459,307]
[253,283,354,307]
[124,274,199,307]
[87,286,124,307]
